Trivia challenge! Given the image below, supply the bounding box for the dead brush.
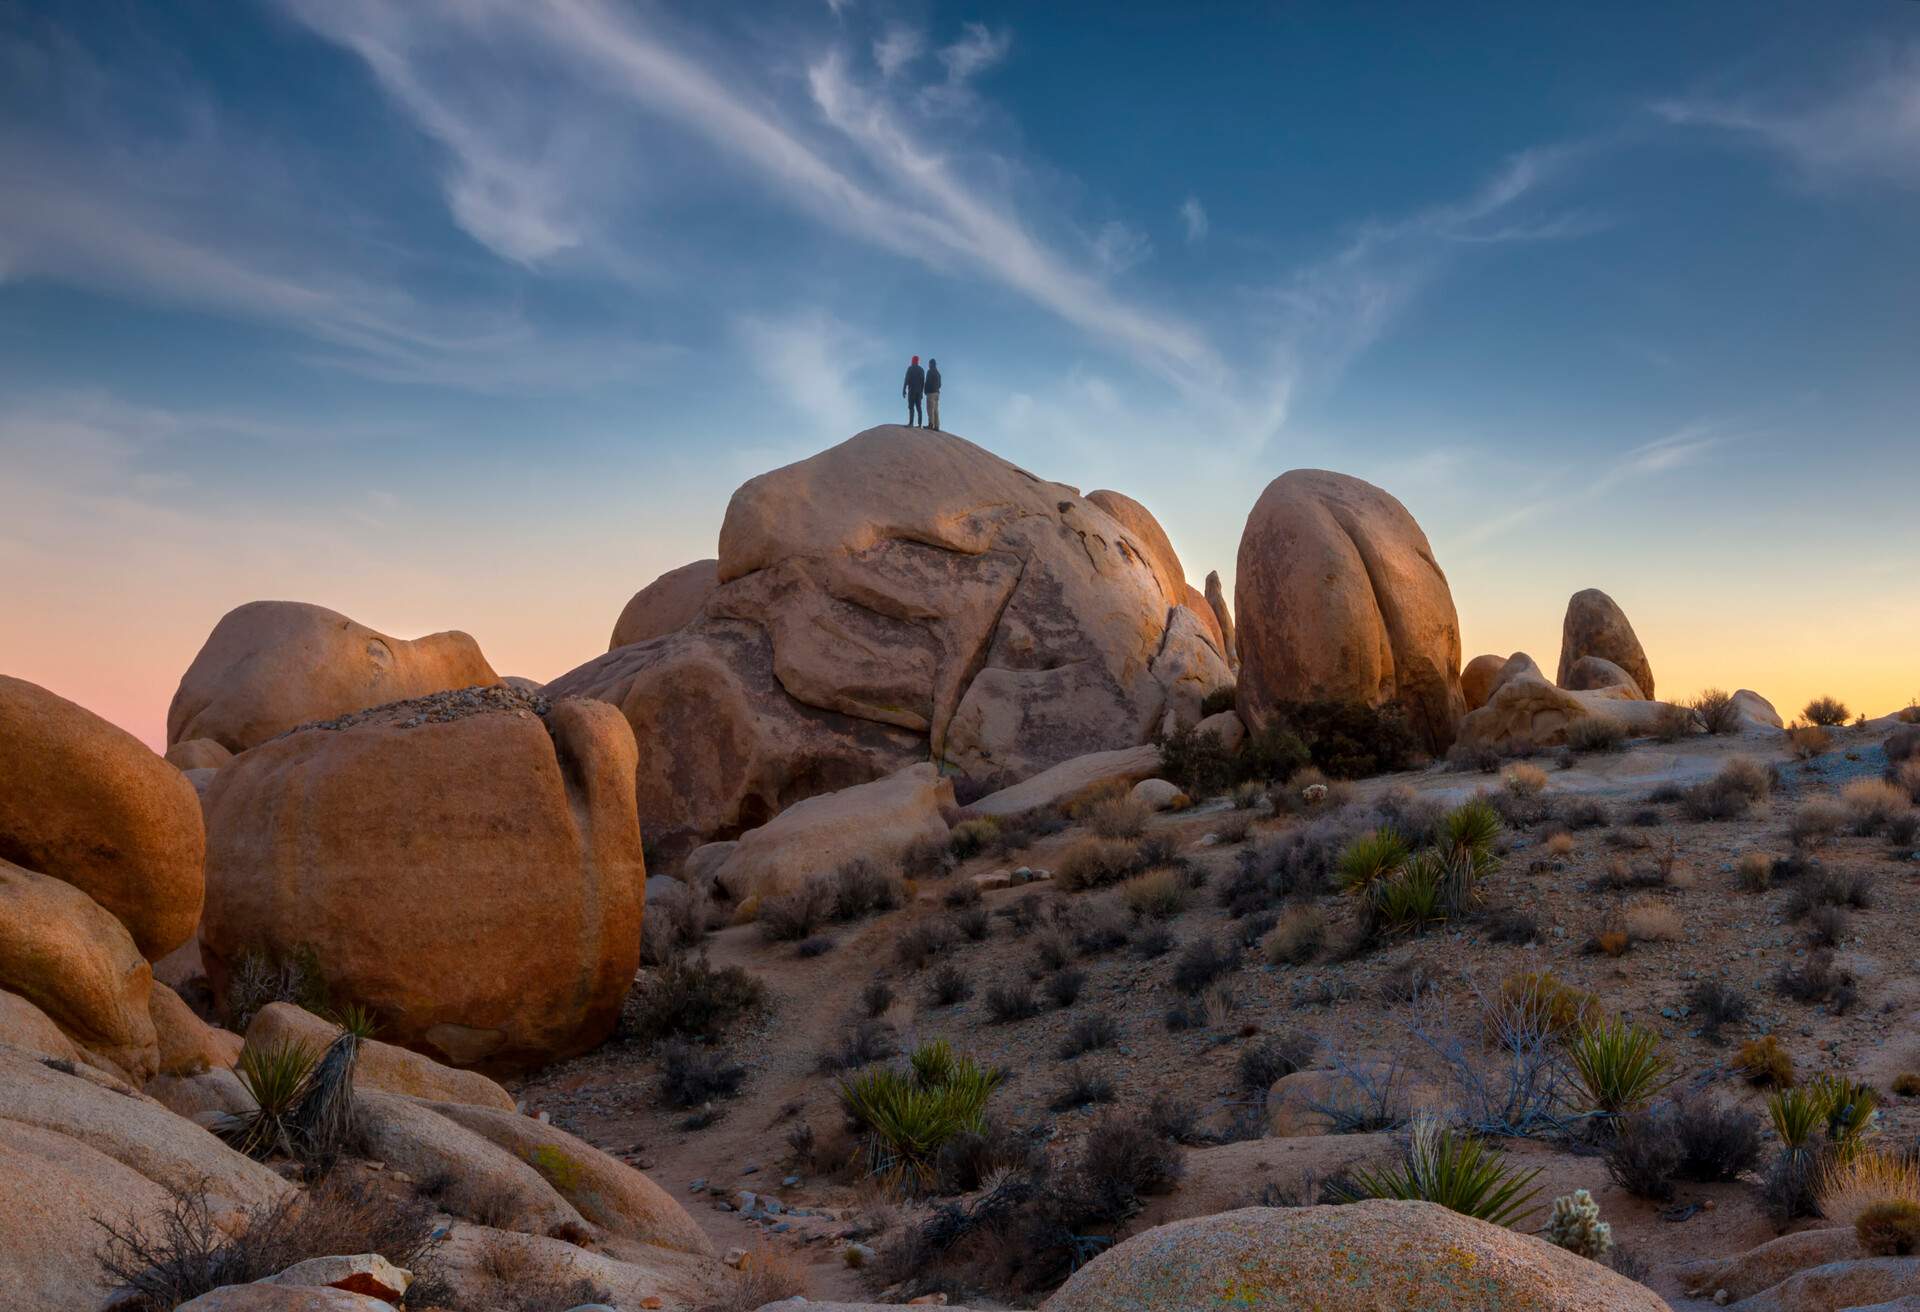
[1085,795,1150,840]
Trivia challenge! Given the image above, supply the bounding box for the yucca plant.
[1331,1115,1541,1227]
[1766,1085,1831,1221]
[1809,1074,1879,1161]
[1337,828,1411,896]
[1434,799,1501,913]
[324,1000,381,1041]
[1373,854,1444,934]
[840,1040,1001,1189]
[223,1040,318,1160]
[1568,1018,1675,1119]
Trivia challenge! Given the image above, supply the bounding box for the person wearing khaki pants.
[925,358,942,431]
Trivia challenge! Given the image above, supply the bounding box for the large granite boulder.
[1460,653,1508,712]
[0,858,158,1082]
[0,675,205,959]
[1562,654,1646,698]
[1233,470,1464,753]
[1203,571,1237,670]
[168,601,499,753]
[1457,660,1649,749]
[201,687,644,1071]
[610,558,720,650]
[1042,1201,1667,1311]
[710,763,952,901]
[1556,588,1654,700]
[548,428,1229,857]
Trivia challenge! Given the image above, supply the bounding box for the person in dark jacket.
[902,355,925,426]
[924,358,942,431]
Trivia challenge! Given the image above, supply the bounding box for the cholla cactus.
[1302,783,1328,803]
[1544,1188,1613,1260]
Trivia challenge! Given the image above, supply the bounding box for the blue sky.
[2,0,1917,744]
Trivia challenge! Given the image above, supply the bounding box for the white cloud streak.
[1179,196,1208,243]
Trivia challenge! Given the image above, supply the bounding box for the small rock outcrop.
[610,558,720,649]
[1042,1201,1668,1311]
[1460,653,1508,711]
[168,600,499,753]
[548,428,1228,858]
[0,675,205,959]
[709,763,952,901]
[1203,570,1237,670]
[1234,470,1464,753]
[1562,654,1646,698]
[201,688,645,1071]
[1557,588,1654,700]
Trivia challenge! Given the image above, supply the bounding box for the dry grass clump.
[1054,837,1141,892]
[1789,799,1848,847]
[1734,1035,1795,1088]
[1651,702,1697,742]
[1803,695,1851,727]
[1787,724,1833,760]
[1086,794,1150,839]
[1842,778,1909,834]
[1895,1073,1920,1098]
[1263,905,1327,966]
[1544,832,1575,859]
[1681,757,1772,821]
[1820,1148,1920,1231]
[1566,717,1630,754]
[705,1243,810,1312]
[1688,689,1742,736]
[1499,971,1599,1038]
[1736,852,1772,892]
[1062,777,1132,818]
[947,817,1001,859]
[1503,763,1549,798]
[1623,898,1682,943]
[1120,868,1190,920]
[1897,762,1920,804]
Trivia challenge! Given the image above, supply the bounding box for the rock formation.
[1557,588,1654,700]
[1460,653,1508,712]
[1233,470,1464,753]
[0,675,205,959]
[547,428,1229,858]
[1043,1201,1669,1311]
[168,600,499,753]
[709,763,953,900]
[1562,654,1646,698]
[200,687,644,1071]
[1203,570,1237,670]
[610,558,720,650]
[1459,652,1673,747]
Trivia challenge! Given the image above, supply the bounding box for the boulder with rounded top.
[1461,653,1508,711]
[202,687,644,1072]
[166,737,235,771]
[610,558,720,649]
[1234,470,1464,753]
[0,674,205,959]
[168,600,499,753]
[710,763,951,901]
[1557,588,1655,700]
[1562,654,1646,698]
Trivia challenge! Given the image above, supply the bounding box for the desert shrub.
[832,859,906,919]
[1588,929,1629,959]
[895,920,958,972]
[1567,717,1629,754]
[1057,1013,1121,1059]
[1236,722,1313,784]
[1843,779,1908,834]
[1688,979,1750,1042]
[860,979,895,1019]
[1736,852,1771,892]
[1485,906,1539,945]
[660,1039,746,1106]
[1230,779,1267,809]
[1672,1097,1767,1182]
[1857,1200,1920,1257]
[1446,740,1505,774]
[1212,811,1256,845]
[1622,898,1682,944]
[983,979,1041,1023]
[221,1040,324,1163]
[706,1244,809,1312]
[1568,1018,1674,1119]
[1788,724,1834,760]
[1044,967,1087,1008]
[1050,1070,1116,1111]
[817,1018,898,1073]
[1804,695,1850,727]
[1790,799,1848,846]
[950,905,992,943]
[948,817,1002,860]
[1540,831,1575,860]
[1889,810,1920,851]
[1131,923,1175,959]
[1077,1110,1186,1216]
[1764,1085,1831,1221]
[1806,904,1850,949]
[1379,958,1439,1006]
[1054,837,1141,892]
[1329,1115,1541,1226]
[1086,795,1149,840]
[901,832,953,877]
[1774,951,1858,1011]
[1120,868,1190,920]
[1155,723,1239,798]
[1822,1147,1920,1230]
[98,1174,451,1312]
[1238,1031,1317,1091]
[839,1040,1001,1188]
[1503,763,1549,798]
[1499,972,1600,1038]
[757,882,833,942]
[225,946,329,1033]
[795,935,835,959]
[1650,702,1695,743]
[923,963,973,1008]
[1560,798,1610,831]
[1605,1110,1681,1200]
[1171,935,1240,994]
[1264,905,1327,966]
[1736,1035,1796,1087]
[1689,689,1742,735]
[1070,900,1132,956]
[1271,699,1418,779]
[1200,685,1237,717]
[1894,1074,1920,1097]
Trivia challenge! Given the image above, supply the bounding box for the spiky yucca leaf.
[224,1040,318,1160]
[1337,828,1411,896]
[1332,1116,1541,1227]
[1568,1018,1674,1118]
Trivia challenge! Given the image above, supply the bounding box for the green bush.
[1804,695,1851,727]
[1338,800,1500,938]
[1200,685,1238,717]
[840,1040,1002,1189]
[1331,1115,1541,1226]
[1272,700,1418,779]
[223,1040,319,1161]
[1567,1019,1675,1119]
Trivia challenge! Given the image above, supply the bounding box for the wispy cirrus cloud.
[1179,196,1209,244]
[1653,46,1920,191]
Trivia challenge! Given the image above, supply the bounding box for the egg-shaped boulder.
[1556,588,1654,700]
[0,675,205,959]
[168,601,500,753]
[610,558,720,650]
[1233,470,1464,753]
[200,686,644,1071]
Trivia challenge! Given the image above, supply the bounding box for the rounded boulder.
[1042,1200,1668,1312]
[1556,588,1654,701]
[168,600,500,753]
[610,558,720,650]
[1234,470,1464,753]
[0,675,205,959]
[201,687,644,1071]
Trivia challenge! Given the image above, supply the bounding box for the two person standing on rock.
[902,355,942,430]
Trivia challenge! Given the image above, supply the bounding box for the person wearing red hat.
[902,355,925,427]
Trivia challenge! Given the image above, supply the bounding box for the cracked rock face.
[1233,469,1465,754]
[547,427,1230,859]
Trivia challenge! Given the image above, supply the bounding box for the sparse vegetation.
[923,962,973,1008]
[1855,1200,1920,1257]
[1688,979,1750,1042]
[1736,851,1771,892]
[985,976,1040,1023]
[1787,724,1833,760]
[1054,836,1145,892]
[1499,971,1600,1038]
[1237,1031,1317,1091]
[838,1040,1001,1189]
[1057,1012,1121,1059]
[1735,1035,1795,1088]
[660,1038,747,1106]
[1171,935,1240,994]
[1803,695,1850,727]
[1120,867,1190,919]
[1086,794,1149,839]
[1688,689,1742,736]
[1843,778,1908,834]
[1789,799,1848,847]
[1330,1115,1541,1226]
[1263,905,1327,965]
[1566,717,1629,754]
